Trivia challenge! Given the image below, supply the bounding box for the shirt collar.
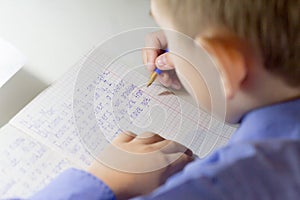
[229,98,300,144]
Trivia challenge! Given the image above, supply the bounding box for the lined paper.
[0,50,235,198]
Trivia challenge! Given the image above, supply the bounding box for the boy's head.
[151,0,300,123]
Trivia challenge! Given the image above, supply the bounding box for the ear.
[195,36,248,99]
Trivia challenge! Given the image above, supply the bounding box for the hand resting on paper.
[88,132,193,200]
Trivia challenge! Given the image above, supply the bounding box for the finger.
[146,49,159,72]
[150,140,172,149]
[170,76,182,90]
[185,148,193,157]
[157,72,173,88]
[155,52,175,71]
[152,140,193,157]
[113,131,136,144]
[145,31,168,50]
[160,140,191,155]
[157,70,181,89]
[166,153,194,176]
[142,48,148,67]
[134,132,165,144]
[142,47,158,66]
[144,31,168,72]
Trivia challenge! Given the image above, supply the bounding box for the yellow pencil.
[147,68,162,87]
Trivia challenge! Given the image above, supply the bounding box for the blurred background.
[0,0,156,127]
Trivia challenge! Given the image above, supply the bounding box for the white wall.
[0,0,157,126]
[0,0,156,83]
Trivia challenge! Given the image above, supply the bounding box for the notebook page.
[73,51,234,158]
[10,59,94,168]
[0,124,75,199]
[10,50,235,162]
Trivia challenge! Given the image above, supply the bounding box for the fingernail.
[156,56,167,67]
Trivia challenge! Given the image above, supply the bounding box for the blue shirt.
[30,98,300,200]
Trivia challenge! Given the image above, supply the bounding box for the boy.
[29,0,300,199]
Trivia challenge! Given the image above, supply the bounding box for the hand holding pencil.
[143,31,181,89]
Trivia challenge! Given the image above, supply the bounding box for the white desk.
[0,0,156,126]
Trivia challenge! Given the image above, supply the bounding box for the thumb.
[155,52,175,70]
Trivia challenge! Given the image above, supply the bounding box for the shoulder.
[212,139,300,199]
[159,139,300,200]
[193,139,300,179]
[138,140,300,200]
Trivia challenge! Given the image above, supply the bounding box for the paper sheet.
[0,51,235,198]
[0,38,26,87]
[0,124,74,198]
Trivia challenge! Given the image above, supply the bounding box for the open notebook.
[0,50,235,198]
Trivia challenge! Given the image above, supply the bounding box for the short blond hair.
[155,0,300,87]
